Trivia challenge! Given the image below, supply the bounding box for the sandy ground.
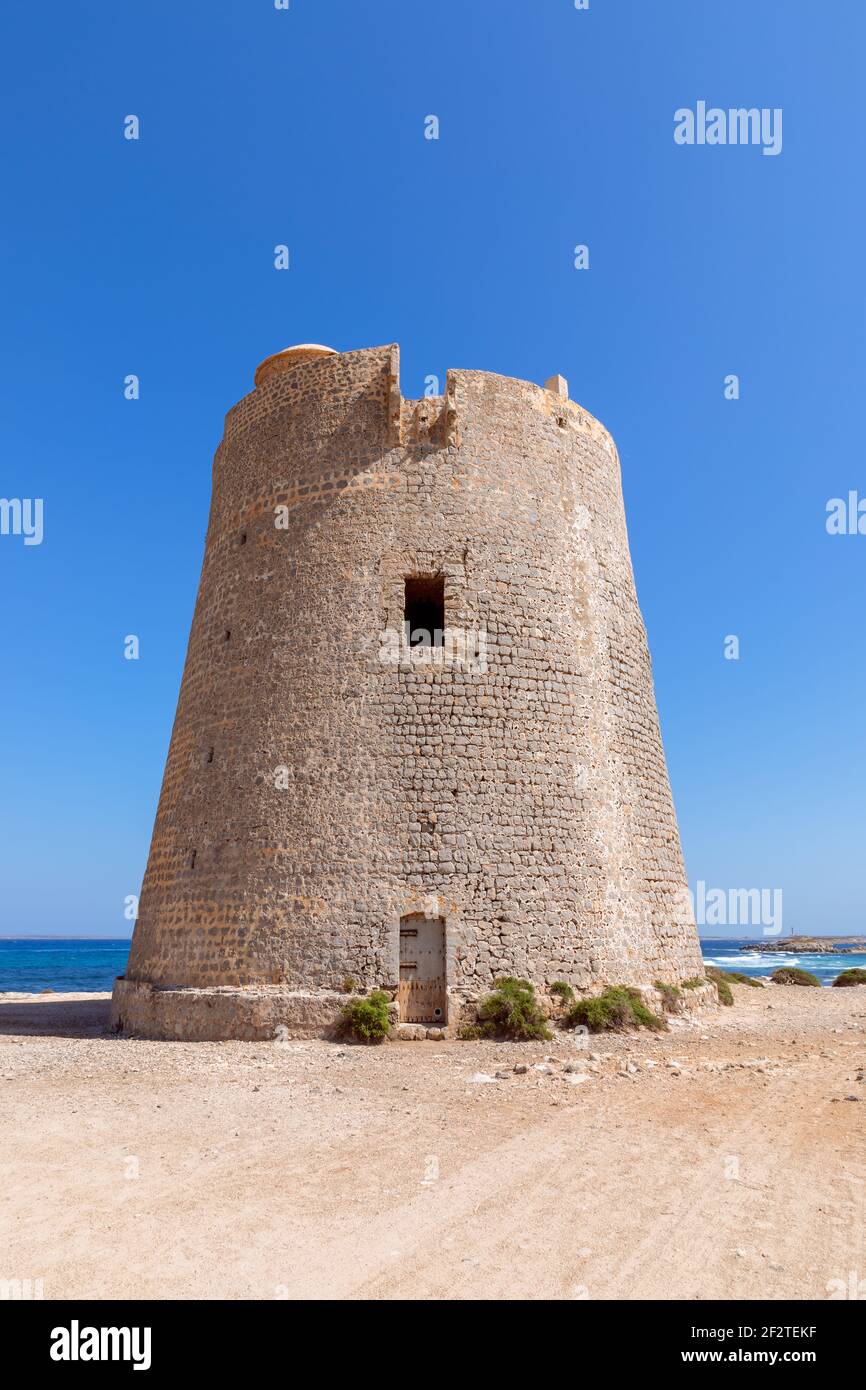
[1,983,864,1301]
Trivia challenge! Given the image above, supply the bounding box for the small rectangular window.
[404,574,444,648]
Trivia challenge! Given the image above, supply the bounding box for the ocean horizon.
[1,934,864,993]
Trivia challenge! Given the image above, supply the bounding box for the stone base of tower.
[109,977,351,1041]
[111,974,717,1042]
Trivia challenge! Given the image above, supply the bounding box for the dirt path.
[1,984,864,1300]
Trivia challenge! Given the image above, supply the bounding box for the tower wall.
[114,344,704,1038]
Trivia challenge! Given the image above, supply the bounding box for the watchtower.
[111,344,704,1039]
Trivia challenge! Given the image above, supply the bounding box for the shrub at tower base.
[458,978,552,1041]
[562,986,667,1034]
[338,991,391,1044]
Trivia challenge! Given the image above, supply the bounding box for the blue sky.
[1,1,863,938]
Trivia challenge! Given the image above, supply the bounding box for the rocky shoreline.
[747,936,866,954]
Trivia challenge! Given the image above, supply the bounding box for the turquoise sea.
[0,939,131,992]
[0,935,863,993]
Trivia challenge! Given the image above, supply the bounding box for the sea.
[0,934,863,993]
[0,939,131,993]
[699,937,866,988]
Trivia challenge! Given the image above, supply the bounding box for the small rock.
[513,1064,528,1074]
[395,1024,427,1041]
[468,1072,498,1085]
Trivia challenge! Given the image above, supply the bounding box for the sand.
[1,983,864,1301]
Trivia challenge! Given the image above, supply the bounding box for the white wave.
[702,954,772,968]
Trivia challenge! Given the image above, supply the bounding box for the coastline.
[749,937,866,954]
[3,935,866,996]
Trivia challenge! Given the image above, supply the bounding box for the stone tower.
[111,344,704,1040]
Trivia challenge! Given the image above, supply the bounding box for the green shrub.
[704,967,765,1005]
[654,980,682,1013]
[471,976,552,1041]
[338,989,391,1042]
[549,980,576,1005]
[682,976,705,991]
[705,966,733,1006]
[562,986,667,1034]
[770,967,821,988]
[832,968,866,988]
[341,976,357,994]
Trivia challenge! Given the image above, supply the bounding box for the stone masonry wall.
[118,344,704,1034]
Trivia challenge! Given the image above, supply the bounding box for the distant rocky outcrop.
[751,936,866,954]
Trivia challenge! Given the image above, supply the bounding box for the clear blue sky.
[1,1,863,938]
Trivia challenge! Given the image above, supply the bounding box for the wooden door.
[397,914,446,1024]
